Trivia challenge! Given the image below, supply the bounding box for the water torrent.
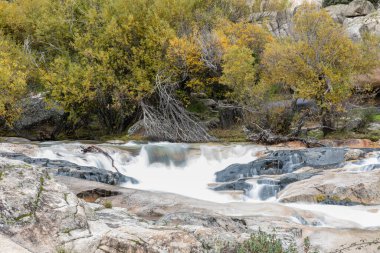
[34,141,265,202]
[9,140,377,229]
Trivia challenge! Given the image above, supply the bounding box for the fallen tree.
[140,73,215,142]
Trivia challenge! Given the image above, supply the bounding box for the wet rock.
[213,180,253,194]
[0,152,137,185]
[215,148,347,182]
[278,172,319,188]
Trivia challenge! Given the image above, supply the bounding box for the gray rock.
[0,152,138,185]
[344,9,380,40]
[215,148,347,182]
[217,104,243,129]
[368,122,380,131]
[13,95,64,141]
[344,149,365,161]
[213,180,253,193]
[344,0,375,17]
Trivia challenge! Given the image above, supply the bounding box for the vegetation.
[103,200,113,209]
[237,230,297,253]
[0,0,378,141]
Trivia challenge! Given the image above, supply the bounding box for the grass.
[210,127,247,142]
[370,114,380,122]
[103,200,113,209]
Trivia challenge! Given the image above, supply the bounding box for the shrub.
[237,230,297,253]
[103,200,113,209]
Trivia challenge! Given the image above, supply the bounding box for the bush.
[103,200,113,209]
[237,230,297,253]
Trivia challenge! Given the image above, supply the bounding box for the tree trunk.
[321,107,334,136]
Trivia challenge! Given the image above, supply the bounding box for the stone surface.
[0,152,137,185]
[343,9,380,40]
[278,169,380,205]
[215,148,347,182]
[1,146,380,252]
[344,149,366,161]
[12,95,64,141]
[344,0,376,17]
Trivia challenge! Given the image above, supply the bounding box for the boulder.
[215,148,347,182]
[217,104,243,129]
[344,0,376,17]
[0,152,137,185]
[12,95,64,141]
[325,4,350,23]
[278,169,380,205]
[343,9,380,40]
[326,0,375,23]
[344,149,365,161]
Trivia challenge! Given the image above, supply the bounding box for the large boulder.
[215,148,347,182]
[278,169,380,205]
[344,0,376,17]
[12,95,64,141]
[326,0,375,22]
[343,9,380,40]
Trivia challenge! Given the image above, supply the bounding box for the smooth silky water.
[29,141,380,228]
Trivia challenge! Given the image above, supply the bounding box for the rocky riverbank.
[0,141,379,252]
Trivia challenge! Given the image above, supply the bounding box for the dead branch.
[81,145,121,173]
[140,73,215,142]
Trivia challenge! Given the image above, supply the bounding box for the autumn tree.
[0,35,31,125]
[43,0,174,133]
[261,4,378,135]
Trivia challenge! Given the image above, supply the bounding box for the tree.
[43,0,174,134]
[220,45,256,101]
[261,4,378,135]
[0,35,31,125]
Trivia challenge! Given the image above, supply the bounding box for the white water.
[27,141,380,228]
[34,141,265,202]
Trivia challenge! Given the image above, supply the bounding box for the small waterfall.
[33,141,264,203]
[248,179,280,201]
[343,156,380,172]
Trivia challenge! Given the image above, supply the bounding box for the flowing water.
[2,140,380,228]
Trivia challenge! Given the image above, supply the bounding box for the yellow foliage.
[220,45,256,101]
[0,36,30,125]
[261,4,368,110]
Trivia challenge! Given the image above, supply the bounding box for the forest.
[0,0,379,143]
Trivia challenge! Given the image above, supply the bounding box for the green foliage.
[261,4,379,135]
[0,0,378,138]
[103,200,113,209]
[41,0,174,133]
[220,45,256,101]
[0,35,31,125]
[237,230,297,253]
